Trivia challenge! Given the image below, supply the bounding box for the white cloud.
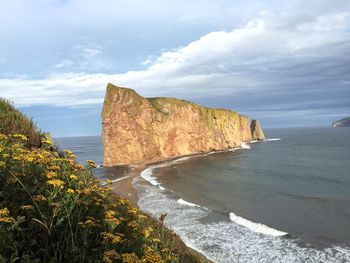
[54,59,74,68]
[53,44,106,71]
[1,3,350,115]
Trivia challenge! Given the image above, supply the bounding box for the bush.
[0,99,41,148]
[0,135,174,262]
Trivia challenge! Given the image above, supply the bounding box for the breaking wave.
[229,212,288,237]
[264,138,281,142]
[134,154,350,263]
[240,142,251,149]
[177,199,201,207]
[133,173,350,263]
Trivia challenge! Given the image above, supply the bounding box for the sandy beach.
[109,166,143,204]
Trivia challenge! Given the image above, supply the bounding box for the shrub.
[0,136,174,262]
[0,99,41,148]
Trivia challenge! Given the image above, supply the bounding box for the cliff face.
[250,120,265,140]
[102,83,265,166]
[332,117,350,127]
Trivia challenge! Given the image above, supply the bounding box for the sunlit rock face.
[102,83,265,166]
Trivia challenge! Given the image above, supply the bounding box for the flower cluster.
[0,134,179,262]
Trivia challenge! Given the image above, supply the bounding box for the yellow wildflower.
[0,134,8,140]
[46,171,57,179]
[127,221,138,229]
[143,229,151,238]
[121,253,140,263]
[12,134,28,141]
[138,214,148,221]
[0,161,5,168]
[67,188,75,193]
[41,139,53,145]
[63,150,76,159]
[0,217,15,224]
[103,250,119,263]
[128,208,138,215]
[101,232,123,244]
[32,195,47,202]
[47,179,65,189]
[142,249,163,263]
[0,208,14,223]
[7,177,17,184]
[48,165,60,171]
[78,218,101,228]
[20,205,35,212]
[152,238,161,243]
[86,160,97,168]
[105,210,121,225]
[0,208,10,216]
[75,164,85,170]
[25,156,34,163]
[70,174,78,180]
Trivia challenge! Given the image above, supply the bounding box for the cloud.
[1,1,350,126]
[55,59,74,68]
[53,44,107,71]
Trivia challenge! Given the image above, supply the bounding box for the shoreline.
[107,152,217,263]
[108,144,250,205]
[108,149,229,204]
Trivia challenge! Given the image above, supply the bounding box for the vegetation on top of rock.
[332,117,350,127]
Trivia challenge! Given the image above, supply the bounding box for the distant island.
[332,117,350,127]
[102,83,265,166]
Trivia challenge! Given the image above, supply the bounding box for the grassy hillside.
[0,98,41,147]
[0,99,210,263]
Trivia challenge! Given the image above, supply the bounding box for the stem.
[8,170,50,235]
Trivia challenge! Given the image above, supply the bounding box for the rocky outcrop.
[332,117,350,127]
[102,83,265,166]
[250,120,265,140]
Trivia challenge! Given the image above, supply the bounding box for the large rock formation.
[102,83,265,166]
[332,117,350,127]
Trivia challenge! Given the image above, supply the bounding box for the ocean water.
[57,127,350,263]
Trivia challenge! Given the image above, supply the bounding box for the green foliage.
[0,136,171,262]
[0,99,41,147]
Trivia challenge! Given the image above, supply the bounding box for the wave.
[264,138,281,142]
[110,175,130,183]
[140,166,161,186]
[177,198,201,207]
[134,176,350,263]
[240,142,251,149]
[173,156,193,163]
[229,212,288,237]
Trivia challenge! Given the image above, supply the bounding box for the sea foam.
[140,166,161,186]
[134,176,350,263]
[240,142,251,149]
[229,212,288,237]
[177,198,201,207]
[264,138,281,142]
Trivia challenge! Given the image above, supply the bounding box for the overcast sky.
[1,0,349,136]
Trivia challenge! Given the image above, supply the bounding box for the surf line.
[110,175,130,183]
[229,212,288,237]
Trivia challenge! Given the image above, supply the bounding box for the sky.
[0,0,350,136]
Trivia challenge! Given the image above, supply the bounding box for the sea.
[56,127,350,263]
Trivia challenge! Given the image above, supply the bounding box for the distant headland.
[332,117,350,127]
[102,83,265,166]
